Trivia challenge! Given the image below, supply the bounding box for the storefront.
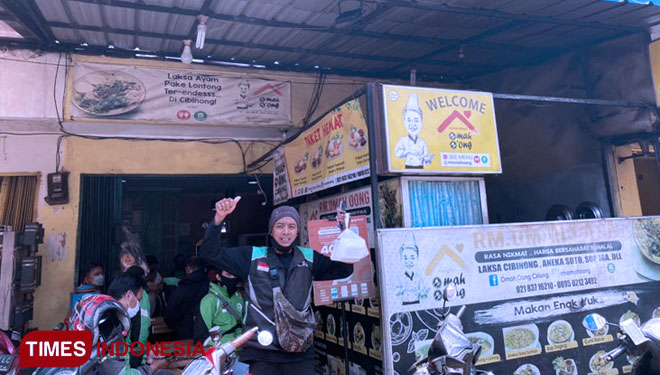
[1,2,660,374]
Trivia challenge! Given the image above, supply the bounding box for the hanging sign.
[273,99,370,204]
[382,84,501,174]
[66,62,291,126]
[377,217,660,375]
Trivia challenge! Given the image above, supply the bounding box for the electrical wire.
[252,173,268,207]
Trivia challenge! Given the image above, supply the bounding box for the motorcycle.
[182,326,273,375]
[33,325,272,375]
[584,312,660,375]
[410,284,493,375]
[0,330,18,375]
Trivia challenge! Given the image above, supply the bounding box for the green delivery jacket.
[125,289,151,369]
[199,282,247,346]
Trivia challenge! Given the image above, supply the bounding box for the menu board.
[376,217,660,375]
[273,99,370,204]
[308,216,376,306]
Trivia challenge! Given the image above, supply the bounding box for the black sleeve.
[199,221,252,280]
[129,314,144,367]
[312,252,354,281]
[163,288,186,329]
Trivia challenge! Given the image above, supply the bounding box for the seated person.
[145,269,167,318]
[78,263,105,293]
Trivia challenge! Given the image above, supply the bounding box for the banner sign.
[382,84,501,174]
[67,62,291,126]
[309,216,376,306]
[377,217,660,375]
[273,99,370,204]
[299,185,374,247]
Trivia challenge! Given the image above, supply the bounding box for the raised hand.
[214,196,242,225]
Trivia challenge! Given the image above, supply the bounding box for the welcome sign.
[381,84,501,174]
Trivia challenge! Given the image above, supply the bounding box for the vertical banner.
[377,217,660,375]
[382,84,501,174]
[309,216,375,305]
[273,147,291,205]
[273,99,370,204]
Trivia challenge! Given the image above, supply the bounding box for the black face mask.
[221,276,239,295]
[270,235,298,253]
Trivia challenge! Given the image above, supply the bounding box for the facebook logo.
[488,275,498,287]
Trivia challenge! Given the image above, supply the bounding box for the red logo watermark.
[96,341,206,358]
[20,331,208,368]
[20,331,92,368]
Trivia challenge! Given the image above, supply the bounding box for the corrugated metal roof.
[1,0,659,82]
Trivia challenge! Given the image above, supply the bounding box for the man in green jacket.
[197,268,248,375]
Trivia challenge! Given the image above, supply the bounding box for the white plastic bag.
[330,213,369,264]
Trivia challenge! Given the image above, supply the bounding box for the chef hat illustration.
[399,233,419,256]
[403,93,423,119]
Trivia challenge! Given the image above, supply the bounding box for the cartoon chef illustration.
[236,80,250,110]
[394,235,429,305]
[394,93,434,169]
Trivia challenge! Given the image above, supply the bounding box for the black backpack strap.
[208,290,243,323]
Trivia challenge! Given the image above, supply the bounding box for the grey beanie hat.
[268,206,300,233]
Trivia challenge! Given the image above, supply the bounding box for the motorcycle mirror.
[257,330,273,346]
[583,313,608,332]
[443,283,458,302]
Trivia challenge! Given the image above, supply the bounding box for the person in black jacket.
[163,256,209,339]
[200,196,354,375]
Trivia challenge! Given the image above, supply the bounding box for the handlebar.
[212,326,259,372]
[602,345,627,363]
[229,327,258,350]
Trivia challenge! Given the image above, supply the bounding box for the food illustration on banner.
[73,71,146,116]
[589,350,613,373]
[371,324,381,351]
[348,125,367,150]
[514,364,541,375]
[354,322,366,346]
[390,312,413,346]
[393,93,434,169]
[327,313,336,336]
[406,329,429,354]
[502,324,540,353]
[619,310,640,326]
[326,133,344,160]
[552,357,577,375]
[394,235,429,306]
[633,218,660,280]
[294,152,309,174]
[465,331,494,356]
[311,146,323,169]
[315,311,323,331]
[547,320,574,345]
[634,218,660,263]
